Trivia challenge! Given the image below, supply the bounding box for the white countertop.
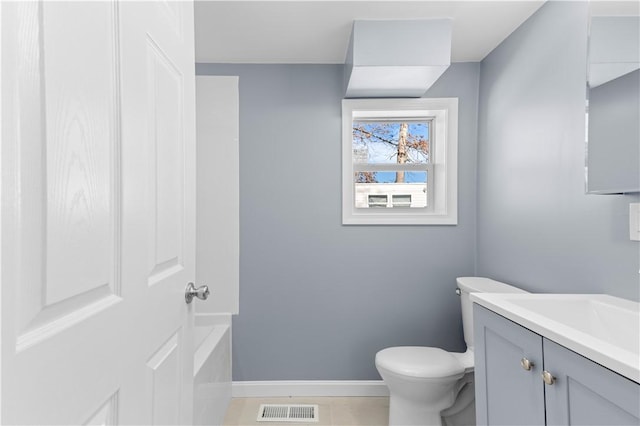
[471,293,640,384]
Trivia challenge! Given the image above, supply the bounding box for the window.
[342,98,458,225]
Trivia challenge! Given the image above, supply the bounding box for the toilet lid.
[375,347,465,378]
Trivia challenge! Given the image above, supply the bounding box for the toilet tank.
[456,277,528,351]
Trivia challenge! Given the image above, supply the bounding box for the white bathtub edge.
[232,380,389,397]
[195,313,232,328]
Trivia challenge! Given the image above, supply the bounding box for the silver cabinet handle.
[521,358,534,371]
[185,282,210,304]
[542,370,556,385]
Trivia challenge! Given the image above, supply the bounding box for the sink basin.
[470,293,640,383]
[504,295,639,353]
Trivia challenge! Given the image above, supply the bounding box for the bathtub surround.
[196,0,639,389]
[476,1,640,301]
[196,76,240,315]
[194,76,238,423]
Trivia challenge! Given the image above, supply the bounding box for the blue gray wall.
[476,1,640,301]
[196,0,640,382]
[196,63,481,380]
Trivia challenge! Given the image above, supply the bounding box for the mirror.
[586,14,640,194]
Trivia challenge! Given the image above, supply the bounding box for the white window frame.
[342,98,458,225]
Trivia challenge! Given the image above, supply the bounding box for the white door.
[1,1,197,424]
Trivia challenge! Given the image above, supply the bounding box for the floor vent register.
[257,404,319,422]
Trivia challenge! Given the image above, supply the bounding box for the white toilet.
[375,277,527,426]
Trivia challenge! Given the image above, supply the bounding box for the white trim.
[232,380,389,398]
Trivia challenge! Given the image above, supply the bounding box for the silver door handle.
[520,358,534,371]
[542,370,556,385]
[185,282,210,304]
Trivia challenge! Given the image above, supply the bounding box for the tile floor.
[223,397,389,426]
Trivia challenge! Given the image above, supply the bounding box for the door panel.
[1,1,196,424]
[147,38,185,284]
[12,0,122,350]
[84,393,119,426]
[544,339,640,425]
[146,332,183,425]
[473,304,545,426]
[43,0,120,306]
[147,40,184,284]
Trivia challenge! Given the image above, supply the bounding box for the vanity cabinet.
[474,304,640,425]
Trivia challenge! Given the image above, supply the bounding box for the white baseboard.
[232,380,389,398]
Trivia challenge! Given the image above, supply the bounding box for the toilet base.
[388,394,447,426]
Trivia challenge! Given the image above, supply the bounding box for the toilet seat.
[376,347,465,379]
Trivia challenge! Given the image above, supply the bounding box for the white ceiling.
[194,1,547,64]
